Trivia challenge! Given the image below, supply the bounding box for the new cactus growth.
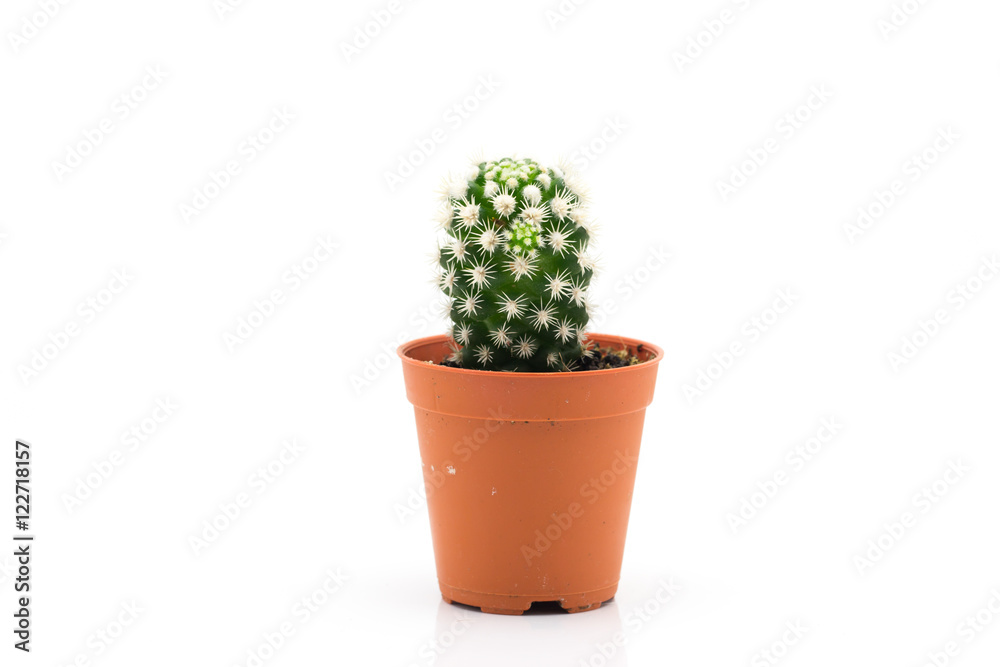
[436,157,596,371]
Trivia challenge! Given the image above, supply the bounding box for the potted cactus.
[398,157,662,615]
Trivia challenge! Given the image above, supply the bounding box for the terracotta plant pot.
[398,333,662,615]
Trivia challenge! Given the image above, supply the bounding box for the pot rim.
[397,332,663,377]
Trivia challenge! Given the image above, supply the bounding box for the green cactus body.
[436,157,595,371]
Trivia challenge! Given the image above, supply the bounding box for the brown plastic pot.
[398,333,662,615]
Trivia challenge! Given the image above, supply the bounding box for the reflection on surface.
[428,597,628,666]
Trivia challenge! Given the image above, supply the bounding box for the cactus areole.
[436,157,598,372]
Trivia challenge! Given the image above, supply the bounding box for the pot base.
[439,582,617,615]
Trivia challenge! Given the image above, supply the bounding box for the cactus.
[435,157,596,371]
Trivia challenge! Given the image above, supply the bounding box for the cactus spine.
[436,157,595,371]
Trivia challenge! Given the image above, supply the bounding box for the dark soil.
[439,346,644,371]
[576,346,642,371]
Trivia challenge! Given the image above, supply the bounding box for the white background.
[2,0,999,665]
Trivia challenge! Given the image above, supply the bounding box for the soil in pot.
[439,345,645,371]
